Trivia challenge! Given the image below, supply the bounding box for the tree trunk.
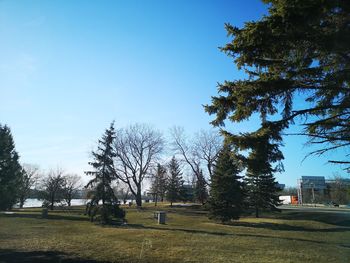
[154,193,158,207]
[123,192,128,204]
[136,188,142,207]
[50,195,54,210]
[19,197,25,208]
[255,206,259,218]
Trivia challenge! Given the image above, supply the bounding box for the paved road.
[280,205,350,215]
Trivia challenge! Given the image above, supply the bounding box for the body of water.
[18,198,88,208]
[18,198,153,208]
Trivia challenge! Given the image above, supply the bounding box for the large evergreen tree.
[205,0,350,171]
[166,156,184,207]
[0,124,22,210]
[85,122,125,223]
[208,144,244,223]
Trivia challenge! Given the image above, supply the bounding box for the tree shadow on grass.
[273,210,350,227]
[156,205,208,217]
[226,221,350,233]
[0,212,88,222]
[125,223,349,247]
[0,249,109,263]
[166,210,208,217]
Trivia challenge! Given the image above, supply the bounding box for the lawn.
[0,204,349,263]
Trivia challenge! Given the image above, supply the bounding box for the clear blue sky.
[0,0,347,186]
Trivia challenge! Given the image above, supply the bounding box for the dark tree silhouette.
[0,124,23,210]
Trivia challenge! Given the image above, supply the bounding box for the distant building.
[297,176,350,204]
[325,178,350,186]
[297,176,326,204]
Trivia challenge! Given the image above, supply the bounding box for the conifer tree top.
[205,0,350,170]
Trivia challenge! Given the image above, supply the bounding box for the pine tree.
[242,131,282,218]
[150,163,167,206]
[179,182,191,203]
[244,173,281,218]
[166,156,184,207]
[208,144,243,223]
[85,122,125,223]
[0,124,22,210]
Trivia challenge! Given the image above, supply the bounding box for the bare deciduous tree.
[114,124,164,207]
[40,167,65,210]
[194,129,222,179]
[63,174,82,206]
[328,174,350,204]
[18,163,40,208]
[170,127,221,186]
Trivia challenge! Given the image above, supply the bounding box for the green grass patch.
[0,204,349,262]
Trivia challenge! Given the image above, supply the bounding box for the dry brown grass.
[0,204,349,262]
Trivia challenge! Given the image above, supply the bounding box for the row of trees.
[19,164,81,210]
[83,123,223,213]
[208,142,281,222]
[39,169,81,210]
[84,121,283,223]
[0,121,222,215]
[1,118,280,225]
[83,122,220,222]
[150,157,208,207]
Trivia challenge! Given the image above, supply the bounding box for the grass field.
[0,204,349,263]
